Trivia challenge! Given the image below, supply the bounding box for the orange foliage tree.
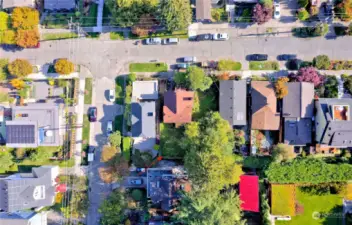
[16,29,39,48]
[1,30,16,44]
[131,14,158,37]
[11,7,39,30]
[8,59,33,78]
[10,78,25,89]
[54,58,75,75]
[274,77,289,99]
[219,72,230,80]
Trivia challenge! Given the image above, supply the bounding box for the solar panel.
[7,125,35,144]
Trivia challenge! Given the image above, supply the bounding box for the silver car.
[144,38,162,45]
[106,120,113,136]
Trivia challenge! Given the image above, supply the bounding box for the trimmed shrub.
[298,8,310,21]
[313,55,330,70]
[131,189,144,201]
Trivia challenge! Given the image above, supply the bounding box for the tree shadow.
[322,205,344,225]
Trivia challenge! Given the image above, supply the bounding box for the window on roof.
[147,112,154,117]
[183,97,192,101]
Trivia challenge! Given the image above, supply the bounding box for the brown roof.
[251,81,280,130]
[163,90,194,124]
[196,0,211,20]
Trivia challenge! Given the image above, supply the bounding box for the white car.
[108,89,115,102]
[274,3,280,19]
[212,33,229,41]
[144,38,161,45]
[106,120,113,137]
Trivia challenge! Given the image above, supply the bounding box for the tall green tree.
[99,190,127,225]
[175,66,212,91]
[159,0,192,32]
[271,143,295,163]
[0,152,14,172]
[109,131,122,147]
[175,190,245,225]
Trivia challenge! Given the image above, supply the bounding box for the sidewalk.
[74,78,85,174]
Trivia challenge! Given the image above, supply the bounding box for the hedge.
[266,158,352,184]
[249,61,279,70]
[217,59,242,71]
[129,63,168,72]
[292,24,328,38]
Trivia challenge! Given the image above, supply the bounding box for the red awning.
[239,175,259,212]
[56,184,67,193]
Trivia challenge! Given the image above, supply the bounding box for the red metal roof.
[239,175,259,212]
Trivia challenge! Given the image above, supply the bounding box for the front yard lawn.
[84,78,93,104]
[271,184,296,216]
[218,59,242,71]
[276,188,343,225]
[249,61,280,70]
[160,123,185,159]
[129,63,168,72]
[192,88,217,120]
[110,32,124,40]
[122,137,131,161]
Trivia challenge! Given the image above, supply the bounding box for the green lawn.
[42,32,78,41]
[160,123,185,159]
[271,184,296,216]
[0,92,9,102]
[218,59,242,71]
[249,61,280,70]
[84,78,93,104]
[277,189,343,225]
[82,115,90,165]
[122,137,131,161]
[192,89,217,120]
[129,63,168,72]
[115,76,124,105]
[110,32,124,40]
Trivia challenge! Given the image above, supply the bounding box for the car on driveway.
[130,178,143,185]
[144,38,162,45]
[274,2,280,19]
[212,33,229,41]
[88,107,97,122]
[277,54,297,61]
[106,120,113,136]
[108,89,115,102]
[247,54,268,61]
[196,33,212,41]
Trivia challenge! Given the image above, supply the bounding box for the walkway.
[95,0,104,32]
[74,78,85,174]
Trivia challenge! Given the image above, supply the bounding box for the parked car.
[130,178,143,185]
[162,38,179,45]
[136,168,146,173]
[274,2,281,19]
[88,107,97,122]
[106,120,113,136]
[196,33,212,41]
[88,147,95,162]
[277,54,297,61]
[108,89,115,102]
[248,54,268,61]
[182,56,197,63]
[212,33,229,41]
[144,38,162,45]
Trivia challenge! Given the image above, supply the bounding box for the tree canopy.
[159,0,192,31]
[99,190,127,225]
[183,112,238,192]
[274,77,289,99]
[16,29,39,48]
[0,12,9,31]
[54,58,75,75]
[109,131,122,147]
[289,66,324,87]
[175,66,212,91]
[11,7,39,30]
[252,3,272,25]
[0,152,14,172]
[175,190,245,225]
[313,55,331,70]
[8,59,33,77]
[271,143,295,163]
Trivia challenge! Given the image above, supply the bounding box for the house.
[2,0,35,9]
[251,81,280,130]
[131,81,158,150]
[5,104,62,148]
[132,80,159,101]
[163,89,194,124]
[147,168,190,212]
[196,0,211,21]
[0,166,59,212]
[239,175,259,212]
[0,211,47,225]
[219,80,247,127]
[283,82,314,146]
[315,98,352,148]
[44,0,75,10]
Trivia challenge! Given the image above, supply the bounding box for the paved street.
[86,77,123,225]
[2,36,352,76]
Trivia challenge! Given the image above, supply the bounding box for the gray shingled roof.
[219,80,247,126]
[131,102,156,138]
[284,118,312,146]
[2,0,34,8]
[44,0,75,10]
[0,166,58,212]
[315,98,352,147]
[0,211,46,225]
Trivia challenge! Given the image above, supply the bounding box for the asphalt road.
[1,36,352,76]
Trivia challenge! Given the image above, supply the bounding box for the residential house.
[5,104,63,148]
[147,168,190,212]
[0,211,47,225]
[195,0,211,21]
[1,0,35,9]
[219,80,247,127]
[44,0,75,10]
[0,166,59,212]
[239,175,259,212]
[131,81,158,151]
[315,98,352,148]
[283,82,314,146]
[163,89,194,124]
[251,81,280,130]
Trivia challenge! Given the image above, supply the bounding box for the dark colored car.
[196,33,212,41]
[277,54,297,61]
[248,54,268,61]
[322,2,333,16]
[88,107,97,122]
